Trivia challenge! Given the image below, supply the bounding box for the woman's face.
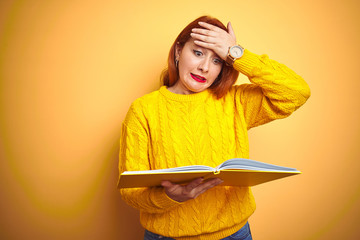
[170,38,223,94]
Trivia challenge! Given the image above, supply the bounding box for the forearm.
[120,187,181,214]
[232,49,310,128]
[234,49,311,111]
[119,111,182,214]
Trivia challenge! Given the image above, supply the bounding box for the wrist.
[225,44,245,67]
[233,49,261,76]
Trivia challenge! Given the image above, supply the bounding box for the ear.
[175,42,182,60]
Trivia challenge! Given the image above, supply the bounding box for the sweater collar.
[159,86,211,102]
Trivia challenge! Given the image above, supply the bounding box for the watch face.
[230,46,244,58]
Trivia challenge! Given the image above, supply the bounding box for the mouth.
[190,73,206,83]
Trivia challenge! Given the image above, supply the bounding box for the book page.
[216,158,300,172]
[122,165,215,175]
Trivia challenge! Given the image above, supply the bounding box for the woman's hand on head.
[161,177,223,202]
[190,21,237,61]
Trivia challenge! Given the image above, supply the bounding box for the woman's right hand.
[191,21,237,61]
[161,177,223,202]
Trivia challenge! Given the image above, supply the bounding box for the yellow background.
[1,0,359,239]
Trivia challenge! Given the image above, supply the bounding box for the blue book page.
[216,158,300,172]
[122,165,215,175]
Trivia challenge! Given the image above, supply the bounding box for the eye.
[193,50,203,56]
[213,58,223,65]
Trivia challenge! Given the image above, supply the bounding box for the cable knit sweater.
[118,49,310,240]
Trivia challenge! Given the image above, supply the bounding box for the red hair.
[161,16,239,98]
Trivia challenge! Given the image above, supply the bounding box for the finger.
[190,178,223,198]
[193,40,216,50]
[190,33,216,44]
[161,180,182,198]
[227,22,236,39]
[185,177,203,191]
[197,178,223,192]
[161,180,175,188]
[205,178,224,187]
[198,21,221,32]
[192,28,217,37]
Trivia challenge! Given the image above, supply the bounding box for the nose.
[198,57,211,72]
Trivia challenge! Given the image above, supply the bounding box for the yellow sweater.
[119,50,310,240]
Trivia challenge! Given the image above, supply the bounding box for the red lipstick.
[191,73,206,83]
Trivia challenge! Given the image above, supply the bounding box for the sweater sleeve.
[232,49,311,129]
[118,102,182,213]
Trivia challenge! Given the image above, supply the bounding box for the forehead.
[183,38,196,48]
[183,38,218,57]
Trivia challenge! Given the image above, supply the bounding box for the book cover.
[118,158,301,188]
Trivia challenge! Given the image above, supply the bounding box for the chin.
[188,87,206,93]
[188,83,209,93]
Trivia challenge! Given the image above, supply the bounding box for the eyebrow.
[192,44,221,59]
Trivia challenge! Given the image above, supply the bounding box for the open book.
[118,158,301,188]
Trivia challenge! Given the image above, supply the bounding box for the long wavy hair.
[161,16,239,98]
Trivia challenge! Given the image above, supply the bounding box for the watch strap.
[226,45,244,66]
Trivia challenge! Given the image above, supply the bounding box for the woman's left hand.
[191,21,237,61]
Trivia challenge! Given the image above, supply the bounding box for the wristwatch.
[226,45,244,66]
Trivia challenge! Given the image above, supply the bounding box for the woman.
[119,16,310,240]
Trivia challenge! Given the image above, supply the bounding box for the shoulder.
[221,84,261,109]
[137,88,162,102]
[124,88,162,124]
[226,84,260,98]
[223,85,244,100]
[130,88,162,113]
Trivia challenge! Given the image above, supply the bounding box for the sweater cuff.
[151,187,183,209]
[233,49,261,77]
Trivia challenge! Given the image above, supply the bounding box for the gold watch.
[226,45,244,66]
